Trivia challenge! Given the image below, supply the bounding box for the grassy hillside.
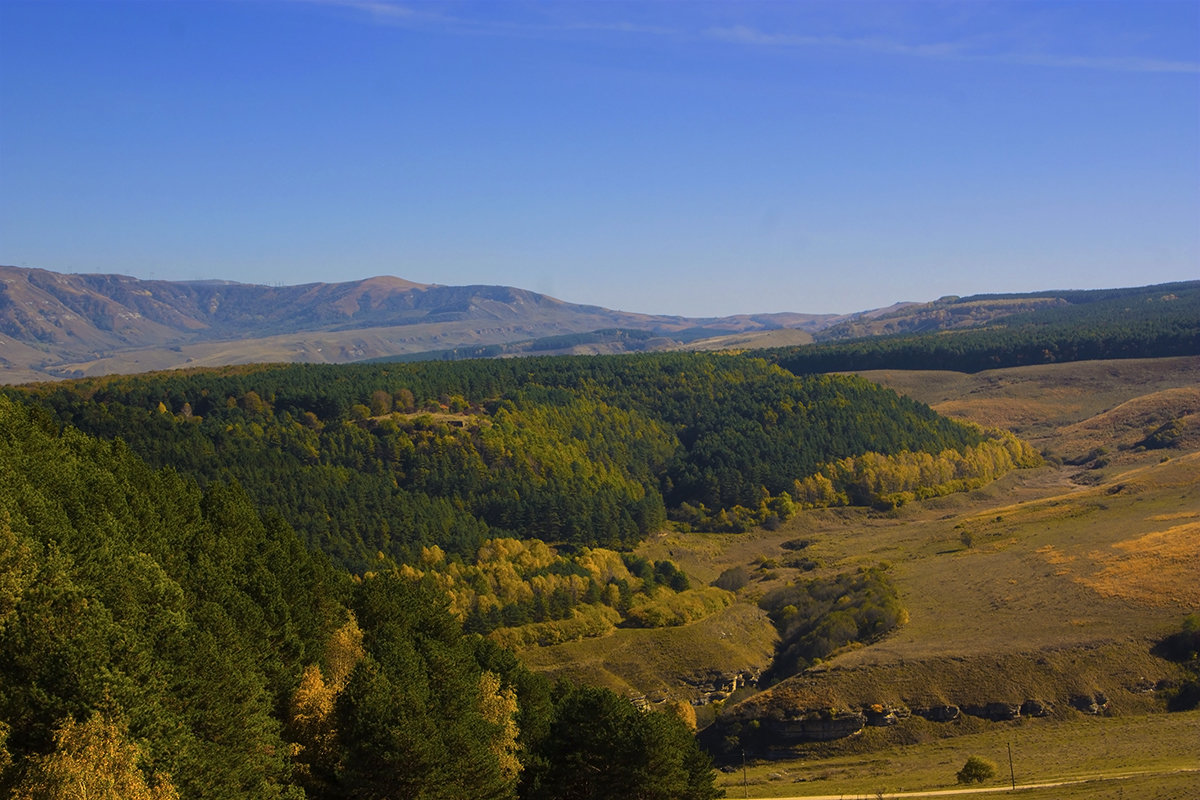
[722,710,1200,798]
[512,356,1198,786]
[612,356,1196,796]
[3,346,1194,794]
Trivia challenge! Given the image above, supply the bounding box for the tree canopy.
[6,352,991,570]
[0,395,722,799]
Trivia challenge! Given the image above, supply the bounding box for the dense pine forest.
[0,351,1044,797]
[0,395,721,799]
[4,353,1013,570]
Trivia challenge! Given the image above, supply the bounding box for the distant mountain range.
[2,265,1193,384]
[0,266,851,382]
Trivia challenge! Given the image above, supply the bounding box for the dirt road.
[742,767,1200,799]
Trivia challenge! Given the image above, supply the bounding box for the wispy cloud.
[707,24,966,60]
[297,0,672,39]
[301,0,414,19]
[301,1,1200,76]
[295,0,463,30]
[706,23,1200,75]
[999,52,1200,75]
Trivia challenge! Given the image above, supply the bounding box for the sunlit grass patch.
[1080,522,1200,607]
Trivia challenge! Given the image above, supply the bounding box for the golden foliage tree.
[664,699,698,732]
[12,713,177,800]
[324,613,365,692]
[288,613,366,787]
[478,671,522,786]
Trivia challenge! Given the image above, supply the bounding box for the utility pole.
[742,748,748,798]
[1008,742,1016,791]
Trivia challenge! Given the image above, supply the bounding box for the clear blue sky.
[1,1,1197,317]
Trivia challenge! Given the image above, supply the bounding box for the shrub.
[759,565,905,682]
[956,755,997,784]
[713,566,750,591]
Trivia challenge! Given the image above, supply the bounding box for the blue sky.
[1,1,1197,317]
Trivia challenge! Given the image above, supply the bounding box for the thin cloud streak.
[298,0,674,39]
[1001,52,1200,74]
[707,24,967,60]
[707,23,1200,74]
[307,1,1200,76]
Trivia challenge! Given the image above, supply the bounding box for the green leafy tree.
[333,574,514,800]
[956,755,997,784]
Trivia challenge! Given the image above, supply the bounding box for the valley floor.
[720,709,1200,799]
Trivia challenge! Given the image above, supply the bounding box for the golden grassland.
[1080,520,1200,607]
[856,356,1200,443]
[516,601,777,702]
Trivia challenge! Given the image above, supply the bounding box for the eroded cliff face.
[705,644,1182,754]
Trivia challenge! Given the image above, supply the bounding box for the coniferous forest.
[767,281,1200,374]
[0,351,1041,797]
[5,353,1007,569]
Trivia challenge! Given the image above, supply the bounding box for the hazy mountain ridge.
[813,295,1066,340]
[0,266,842,382]
[3,266,1195,384]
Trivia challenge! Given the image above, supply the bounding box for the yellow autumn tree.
[0,721,11,776]
[664,699,698,732]
[289,613,367,783]
[325,612,365,691]
[12,713,178,800]
[478,671,522,786]
[289,664,338,782]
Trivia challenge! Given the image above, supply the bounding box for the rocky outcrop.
[1070,693,1109,715]
[863,704,904,727]
[763,710,866,742]
[912,704,960,722]
[714,642,1190,762]
[962,702,1021,721]
[1020,699,1052,717]
[718,686,1122,754]
[684,670,760,704]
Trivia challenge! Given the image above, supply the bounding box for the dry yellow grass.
[1081,521,1200,607]
[1148,511,1200,522]
[1051,387,1200,459]
[860,356,1200,445]
[932,397,1077,431]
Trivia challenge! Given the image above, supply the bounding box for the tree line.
[765,281,1200,374]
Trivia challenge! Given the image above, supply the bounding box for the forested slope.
[767,281,1200,374]
[6,353,1007,571]
[0,395,720,799]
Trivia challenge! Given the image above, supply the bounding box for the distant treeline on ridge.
[765,281,1200,374]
